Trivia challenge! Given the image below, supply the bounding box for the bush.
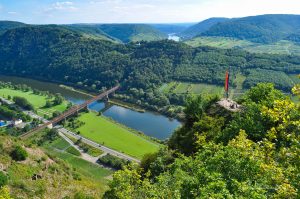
[0,171,8,188]
[10,146,28,161]
[97,154,129,170]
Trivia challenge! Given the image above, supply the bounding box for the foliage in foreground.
[105,83,300,198]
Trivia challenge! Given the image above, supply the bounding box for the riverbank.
[108,99,145,113]
[0,75,181,139]
[70,111,160,159]
[59,84,95,98]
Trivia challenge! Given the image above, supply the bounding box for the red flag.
[225,70,229,92]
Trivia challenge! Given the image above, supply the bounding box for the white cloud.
[2,0,300,24]
[8,11,17,15]
[46,1,78,12]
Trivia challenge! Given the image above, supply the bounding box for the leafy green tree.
[13,96,34,110]
[53,93,64,105]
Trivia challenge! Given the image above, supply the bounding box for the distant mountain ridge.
[0,21,27,35]
[0,21,168,43]
[97,24,167,43]
[201,14,300,43]
[179,18,229,39]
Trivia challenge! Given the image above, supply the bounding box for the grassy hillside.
[201,14,300,43]
[98,24,167,43]
[0,134,112,198]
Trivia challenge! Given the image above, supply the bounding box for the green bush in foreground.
[0,171,8,188]
[10,146,28,161]
[98,154,129,170]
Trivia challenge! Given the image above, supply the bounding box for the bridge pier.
[47,123,53,129]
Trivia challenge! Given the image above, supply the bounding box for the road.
[56,127,141,163]
[58,131,103,164]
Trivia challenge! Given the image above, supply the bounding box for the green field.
[186,36,253,49]
[185,37,300,56]
[0,88,68,117]
[49,137,70,150]
[74,112,160,159]
[160,82,224,96]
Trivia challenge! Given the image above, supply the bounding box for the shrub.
[10,146,28,161]
[97,154,129,170]
[0,171,8,188]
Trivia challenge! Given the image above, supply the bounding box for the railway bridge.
[20,85,120,139]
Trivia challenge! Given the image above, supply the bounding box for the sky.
[0,0,300,24]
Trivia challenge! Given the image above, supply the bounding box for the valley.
[1,11,300,199]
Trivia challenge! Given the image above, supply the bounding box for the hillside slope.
[98,24,167,43]
[0,133,112,198]
[0,21,27,35]
[0,25,300,92]
[63,24,119,42]
[180,18,229,39]
[201,14,300,43]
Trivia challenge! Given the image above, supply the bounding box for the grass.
[185,36,253,48]
[49,137,70,150]
[66,146,81,156]
[0,88,48,107]
[44,146,113,183]
[74,111,160,159]
[160,82,224,96]
[0,88,68,117]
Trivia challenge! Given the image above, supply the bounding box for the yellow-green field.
[0,88,68,117]
[160,82,224,96]
[74,112,160,159]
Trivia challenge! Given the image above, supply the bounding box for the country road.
[57,127,141,163]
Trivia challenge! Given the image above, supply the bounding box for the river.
[0,75,181,140]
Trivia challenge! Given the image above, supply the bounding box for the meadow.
[74,112,160,159]
[160,82,224,96]
[0,88,68,117]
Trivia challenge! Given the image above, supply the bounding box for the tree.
[13,96,34,110]
[53,93,64,105]
[44,100,52,108]
[10,146,28,161]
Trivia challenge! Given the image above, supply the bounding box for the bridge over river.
[20,85,120,139]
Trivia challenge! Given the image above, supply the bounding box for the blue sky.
[0,0,300,24]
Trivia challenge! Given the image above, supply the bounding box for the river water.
[0,75,181,140]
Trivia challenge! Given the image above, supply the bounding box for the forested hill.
[201,14,300,43]
[180,18,229,39]
[96,24,167,43]
[0,21,27,35]
[0,25,300,92]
